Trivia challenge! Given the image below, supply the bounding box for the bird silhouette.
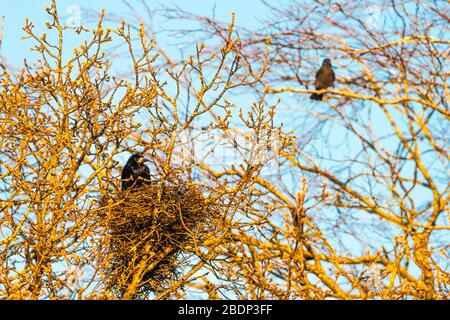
[121,154,152,191]
[310,58,335,101]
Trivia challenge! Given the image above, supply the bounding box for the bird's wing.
[315,67,325,89]
[121,165,134,190]
[142,165,152,181]
[121,165,132,181]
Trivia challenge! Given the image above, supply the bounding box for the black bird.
[121,154,152,191]
[310,58,335,101]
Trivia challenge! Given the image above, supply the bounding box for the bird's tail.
[310,93,323,101]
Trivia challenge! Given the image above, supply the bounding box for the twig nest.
[99,181,215,298]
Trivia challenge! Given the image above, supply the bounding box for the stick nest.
[99,181,216,298]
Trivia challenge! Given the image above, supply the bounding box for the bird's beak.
[138,157,148,164]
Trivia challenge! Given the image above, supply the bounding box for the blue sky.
[1,0,265,68]
[1,0,448,298]
[2,0,447,253]
[1,0,268,168]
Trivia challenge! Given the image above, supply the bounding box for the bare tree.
[135,0,449,299]
[0,0,448,300]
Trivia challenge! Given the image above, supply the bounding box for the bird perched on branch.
[310,58,335,101]
[121,154,152,191]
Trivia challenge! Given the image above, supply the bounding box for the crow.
[310,58,335,101]
[121,154,152,191]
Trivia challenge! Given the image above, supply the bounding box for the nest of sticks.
[99,180,216,298]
